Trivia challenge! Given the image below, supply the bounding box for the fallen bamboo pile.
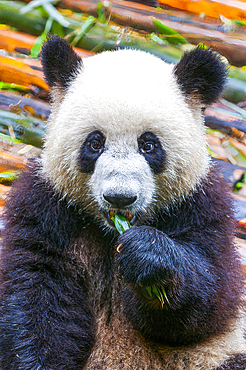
[18,0,246,66]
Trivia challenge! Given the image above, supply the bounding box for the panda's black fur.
[0,36,245,369]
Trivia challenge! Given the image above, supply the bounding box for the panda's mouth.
[107,210,136,227]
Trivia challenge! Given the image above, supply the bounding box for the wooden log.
[0,136,41,194]
[0,28,41,56]
[212,158,246,229]
[205,116,246,135]
[158,0,246,20]
[0,91,51,120]
[0,108,46,148]
[0,184,9,207]
[235,238,246,279]
[0,29,94,58]
[0,151,25,172]
[0,55,48,91]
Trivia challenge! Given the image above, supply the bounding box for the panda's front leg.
[0,252,94,370]
[116,225,218,345]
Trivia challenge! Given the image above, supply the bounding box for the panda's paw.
[116,225,177,286]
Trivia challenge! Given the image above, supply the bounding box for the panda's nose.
[103,194,137,209]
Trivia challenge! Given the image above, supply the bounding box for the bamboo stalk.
[0,108,46,148]
[0,1,47,36]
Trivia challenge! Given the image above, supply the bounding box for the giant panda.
[0,36,245,370]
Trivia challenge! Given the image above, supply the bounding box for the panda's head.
[41,36,227,229]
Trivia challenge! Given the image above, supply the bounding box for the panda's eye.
[139,140,156,154]
[78,130,105,173]
[138,131,166,174]
[89,140,102,152]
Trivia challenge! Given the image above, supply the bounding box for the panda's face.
[86,130,159,226]
[41,41,226,230]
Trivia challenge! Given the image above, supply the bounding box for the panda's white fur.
[42,49,209,225]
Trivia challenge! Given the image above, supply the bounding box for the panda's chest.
[71,235,243,370]
[83,310,166,370]
[72,233,117,312]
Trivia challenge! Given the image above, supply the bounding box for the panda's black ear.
[41,35,82,91]
[173,46,227,106]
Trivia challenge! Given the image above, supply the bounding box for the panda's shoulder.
[4,160,86,241]
[5,159,59,216]
[158,164,234,236]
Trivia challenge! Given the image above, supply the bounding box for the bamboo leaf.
[151,284,165,307]
[97,2,107,24]
[0,133,21,143]
[146,286,153,297]
[20,0,70,27]
[152,17,188,45]
[70,16,96,47]
[0,82,29,93]
[150,32,167,45]
[111,212,130,234]
[43,2,70,27]
[20,0,59,14]
[141,285,156,300]
[30,16,53,58]
[0,171,19,184]
[160,284,169,304]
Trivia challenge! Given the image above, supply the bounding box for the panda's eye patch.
[138,132,166,174]
[78,130,105,173]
